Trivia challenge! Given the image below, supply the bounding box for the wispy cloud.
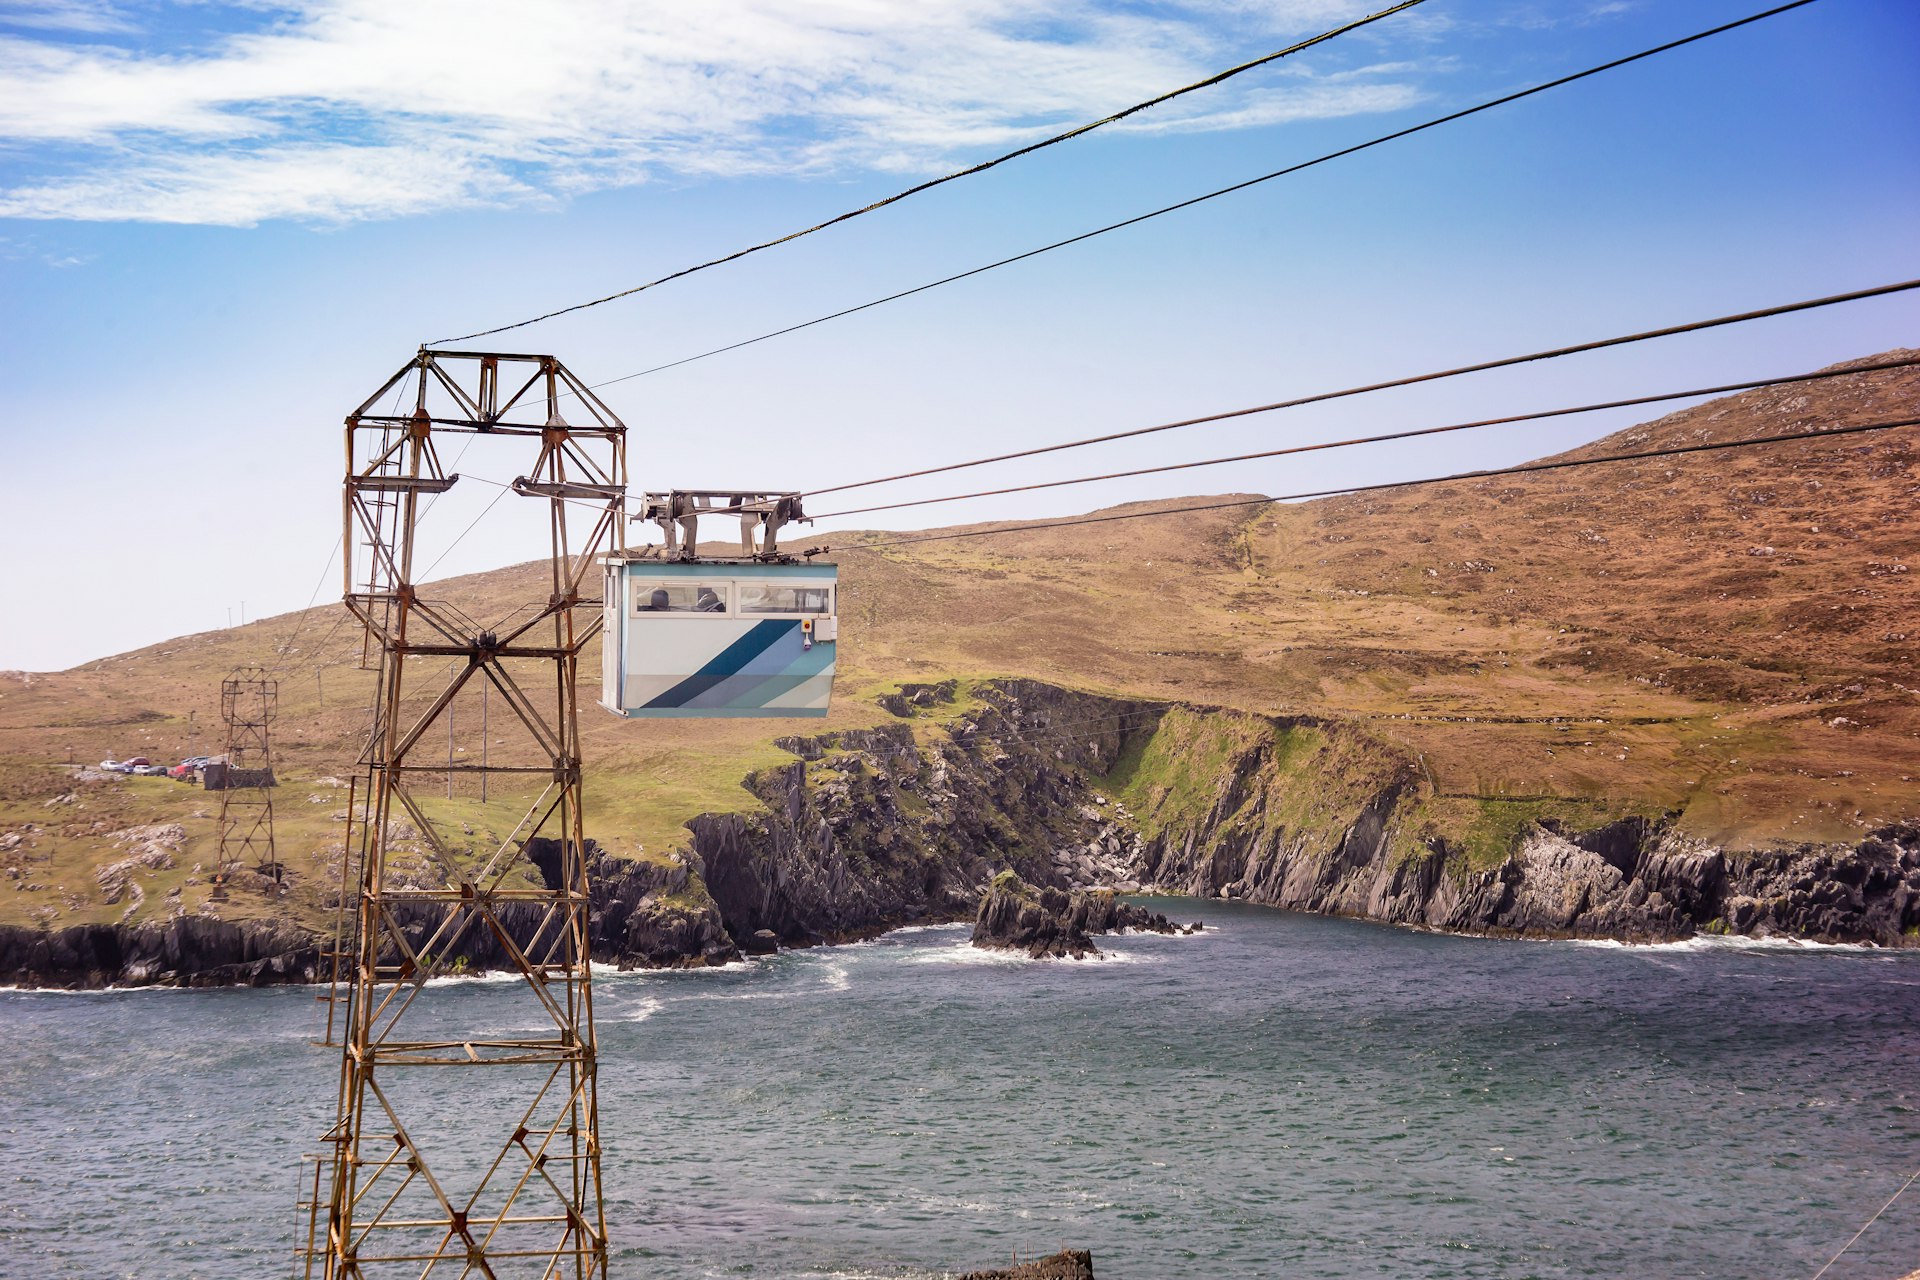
[0,231,95,265]
[0,0,1433,226]
[0,0,138,35]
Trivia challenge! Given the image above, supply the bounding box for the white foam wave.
[0,984,176,997]
[1118,923,1215,941]
[593,957,766,983]
[421,967,529,987]
[905,941,1031,967]
[904,939,1160,966]
[1573,934,1893,955]
[1084,946,1154,964]
[620,995,663,1023]
[879,922,971,938]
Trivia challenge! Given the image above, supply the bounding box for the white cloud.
[0,142,532,223]
[0,0,1433,225]
[0,0,137,35]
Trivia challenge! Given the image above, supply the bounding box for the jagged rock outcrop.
[972,872,1193,959]
[959,1249,1095,1280]
[589,848,738,968]
[877,678,959,719]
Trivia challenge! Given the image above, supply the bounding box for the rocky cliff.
[677,680,1140,951]
[0,914,319,988]
[4,678,1914,987]
[1118,704,1920,946]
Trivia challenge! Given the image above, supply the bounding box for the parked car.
[122,757,152,768]
[131,764,170,777]
[99,759,134,773]
[169,756,211,780]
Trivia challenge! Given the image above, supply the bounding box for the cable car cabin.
[600,556,837,718]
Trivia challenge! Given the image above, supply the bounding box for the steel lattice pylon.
[304,350,626,1278]
[213,666,278,896]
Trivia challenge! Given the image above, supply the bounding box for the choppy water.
[4,901,1918,1279]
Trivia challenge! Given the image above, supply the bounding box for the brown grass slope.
[0,351,1913,934]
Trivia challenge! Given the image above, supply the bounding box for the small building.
[203,758,276,790]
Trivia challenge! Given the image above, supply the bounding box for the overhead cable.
[1807,1167,1920,1280]
[418,485,513,581]
[833,414,1920,552]
[262,533,344,681]
[812,355,1920,518]
[583,0,1824,395]
[428,1,1427,346]
[806,275,1919,498]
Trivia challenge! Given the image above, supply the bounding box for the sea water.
[3,900,1916,1278]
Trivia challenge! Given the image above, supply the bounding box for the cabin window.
[631,581,732,614]
[737,583,833,615]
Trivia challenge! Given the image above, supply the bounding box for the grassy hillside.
[1,352,1914,933]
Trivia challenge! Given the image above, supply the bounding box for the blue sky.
[1,0,1915,670]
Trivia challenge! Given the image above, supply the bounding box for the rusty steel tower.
[304,350,626,1278]
[213,666,278,896]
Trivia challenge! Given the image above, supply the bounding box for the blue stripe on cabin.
[683,671,815,711]
[693,645,833,710]
[643,620,792,708]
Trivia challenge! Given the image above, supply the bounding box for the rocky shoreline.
[3,679,1916,988]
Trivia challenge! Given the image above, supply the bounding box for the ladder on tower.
[310,775,361,1048]
[354,424,402,671]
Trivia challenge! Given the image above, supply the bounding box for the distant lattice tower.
[213,666,279,896]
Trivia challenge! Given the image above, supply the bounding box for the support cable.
[575,0,1824,395]
[836,414,1920,552]
[418,485,513,581]
[261,533,344,681]
[447,335,1920,554]
[812,355,1920,519]
[1807,1167,1920,1280]
[429,1,1426,346]
[805,274,1917,499]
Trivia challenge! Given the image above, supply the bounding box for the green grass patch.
[1426,794,1656,874]
[585,742,794,860]
[1095,707,1414,856]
